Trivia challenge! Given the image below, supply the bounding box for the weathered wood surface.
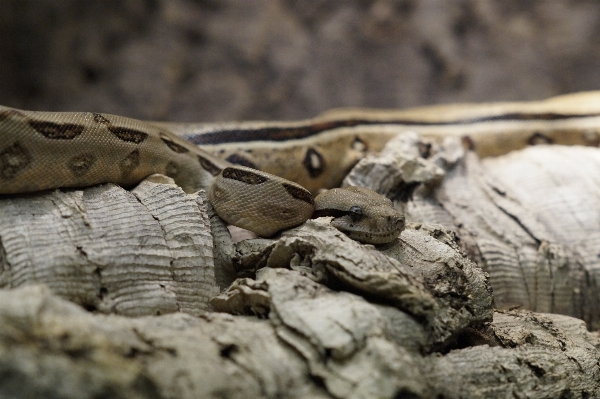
[1,136,600,398]
[424,310,600,398]
[435,145,600,328]
[347,133,600,329]
[0,282,598,399]
[217,220,491,350]
[0,179,221,316]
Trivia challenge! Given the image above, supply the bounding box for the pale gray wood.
[223,219,492,349]
[426,146,600,328]
[1,139,600,398]
[0,284,329,399]
[350,134,600,329]
[423,311,600,398]
[1,278,598,399]
[0,179,219,316]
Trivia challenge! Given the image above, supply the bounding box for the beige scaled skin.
[2,91,600,243]
[208,165,315,237]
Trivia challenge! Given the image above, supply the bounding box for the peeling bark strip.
[411,144,600,329]
[160,134,189,153]
[222,167,267,184]
[282,183,314,205]
[197,155,222,176]
[68,153,96,176]
[28,120,84,140]
[0,141,32,179]
[108,126,148,143]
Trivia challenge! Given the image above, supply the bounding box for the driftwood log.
[347,133,600,329]
[1,134,599,398]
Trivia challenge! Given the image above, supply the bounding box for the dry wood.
[423,311,600,398]
[1,136,600,398]
[218,219,492,349]
[417,144,599,328]
[346,133,600,329]
[0,179,219,316]
[1,280,598,398]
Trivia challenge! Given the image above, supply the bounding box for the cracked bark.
[345,132,600,328]
[0,135,599,398]
[0,179,220,316]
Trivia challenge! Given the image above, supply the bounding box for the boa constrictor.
[1,91,600,244]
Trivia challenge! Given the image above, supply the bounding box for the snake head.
[313,186,405,245]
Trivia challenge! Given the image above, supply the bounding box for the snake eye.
[348,206,363,222]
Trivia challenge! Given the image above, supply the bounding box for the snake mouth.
[334,225,402,245]
[323,211,405,245]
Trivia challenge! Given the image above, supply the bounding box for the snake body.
[2,91,600,243]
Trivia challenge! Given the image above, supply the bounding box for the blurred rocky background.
[1,0,600,122]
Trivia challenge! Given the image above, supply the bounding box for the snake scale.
[1,91,600,244]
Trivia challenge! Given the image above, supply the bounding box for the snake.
[1,91,600,244]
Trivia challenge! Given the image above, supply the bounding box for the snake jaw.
[330,206,405,245]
